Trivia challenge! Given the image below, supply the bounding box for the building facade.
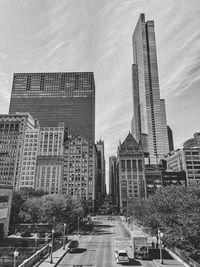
[96,140,106,201]
[118,132,146,214]
[35,125,65,194]
[19,128,40,189]
[167,126,174,151]
[0,185,13,237]
[131,14,169,164]
[0,113,36,189]
[9,72,95,141]
[109,156,119,207]
[63,135,97,213]
[166,148,200,186]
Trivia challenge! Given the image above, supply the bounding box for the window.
[121,160,125,172]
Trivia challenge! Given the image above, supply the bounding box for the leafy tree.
[130,184,200,250]
[10,191,24,225]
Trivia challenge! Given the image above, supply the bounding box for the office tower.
[167,126,174,151]
[96,139,106,200]
[9,72,95,141]
[0,113,36,189]
[166,148,200,186]
[118,132,146,214]
[131,14,169,164]
[36,125,65,194]
[63,135,97,213]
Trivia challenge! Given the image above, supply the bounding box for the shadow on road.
[93,224,114,228]
[93,230,113,235]
[149,249,173,260]
[76,248,87,253]
[127,258,142,265]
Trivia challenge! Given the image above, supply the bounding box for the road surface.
[57,215,155,267]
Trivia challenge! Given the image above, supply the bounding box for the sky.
[0,0,200,188]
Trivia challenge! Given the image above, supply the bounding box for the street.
[57,216,155,267]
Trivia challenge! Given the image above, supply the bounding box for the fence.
[18,244,50,267]
[170,247,200,267]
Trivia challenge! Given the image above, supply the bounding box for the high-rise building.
[131,14,169,164]
[63,135,97,213]
[109,156,119,207]
[117,132,146,214]
[9,72,95,141]
[166,148,200,186]
[20,128,40,189]
[35,125,65,194]
[167,126,174,151]
[0,113,36,189]
[96,140,106,200]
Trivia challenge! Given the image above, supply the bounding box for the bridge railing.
[18,244,50,267]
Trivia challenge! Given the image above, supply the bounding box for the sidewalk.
[122,217,188,267]
[153,259,186,267]
[35,245,68,267]
[34,235,77,267]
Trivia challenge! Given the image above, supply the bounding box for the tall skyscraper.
[131,14,169,164]
[9,72,95,141]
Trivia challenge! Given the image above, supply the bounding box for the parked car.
[114,249,129,264]
[68,240,79,252]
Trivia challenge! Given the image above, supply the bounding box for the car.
[68,240,79,252]
[114,249,129,264]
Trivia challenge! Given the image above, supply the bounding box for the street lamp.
[63,223,66,250]
[77,216,80,236]
[14,250,19,267]
[35,234,38,252]
[50,229,55,264]
[158,230,164,264]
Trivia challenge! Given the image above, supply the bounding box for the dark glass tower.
[9,72,95,141]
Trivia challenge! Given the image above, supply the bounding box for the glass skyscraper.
[131,14,169,164]
[9,72,95,141]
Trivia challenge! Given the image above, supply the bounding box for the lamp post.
[50,229,55,264]
[35,234,38,252]
[77,216,80,236]
[158,230,164,264]
[14,250,19,267]
[63,223,66,250]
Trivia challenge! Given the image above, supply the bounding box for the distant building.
[0,113,36,189]
[118,132,146,214]
[162,171,187,186]
[194,132,200,147]
[145,165,162,197]
[109,156,119,207]
[131,14,169,164]
[167,126,174,151]
[9,72,95,141]
[96,140,106,201]
[166,148,200,186]
[145,164,187,197]
[183,138,195,148]
[63,135,97,213]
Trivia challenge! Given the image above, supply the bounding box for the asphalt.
[35,218,189,267]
